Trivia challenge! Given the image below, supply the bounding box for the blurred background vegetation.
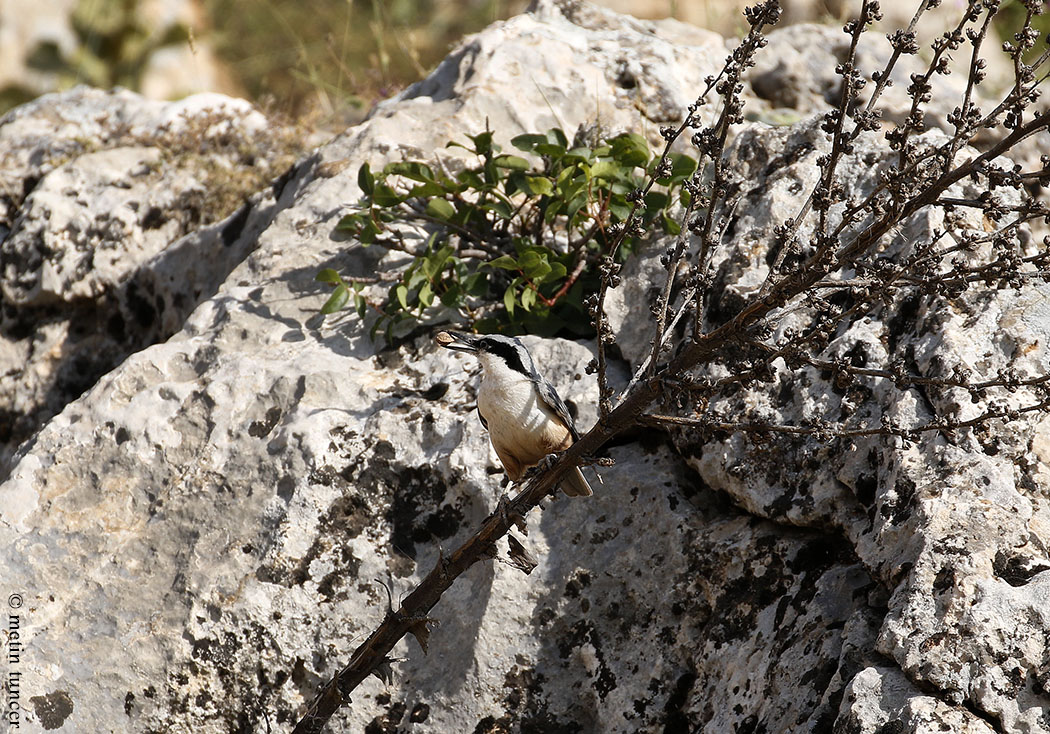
[0,0,1045,129]
[202,0,530,124]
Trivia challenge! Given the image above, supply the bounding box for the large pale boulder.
[0,87,305,478]
[1,2,1047,733]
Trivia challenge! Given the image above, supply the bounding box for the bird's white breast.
[476,353,562,458]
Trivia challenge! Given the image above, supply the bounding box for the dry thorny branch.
[293,0,1050,730]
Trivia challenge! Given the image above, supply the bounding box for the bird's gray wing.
[532,376,579,441]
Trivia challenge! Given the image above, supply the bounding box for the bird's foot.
[523,453,561,479]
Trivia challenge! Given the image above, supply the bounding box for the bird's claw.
[523,453,561,479]
[540,452,560,470]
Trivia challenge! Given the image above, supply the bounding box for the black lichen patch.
[248,406,283,438]
[174,621,296,729]
[409,702,430,723]
[473,715,513,733]
[704,543,792,645]
[316,550,362,601]
[374,449,463,561]
[141,205,166,229]
[364,700,406,734]
[420,381,449,401]
[788,536,846,576]
[29,690,74,730]
[555,620,618,700]
[283,491,371,593]
[563,570,591,599]
[880,475,916,524]
[993,550,1050,587]
[491,662,583,734]
[661,670,697,733]
[854,473,877,508]
[885,293,921,354]
[932,565,956,593]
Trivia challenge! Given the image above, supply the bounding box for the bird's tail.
[561,466,593,497]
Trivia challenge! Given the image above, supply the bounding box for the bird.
[436,330,592,497]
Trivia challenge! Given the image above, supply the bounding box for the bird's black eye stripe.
[483,338,529,376]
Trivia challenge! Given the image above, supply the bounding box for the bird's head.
[436,331,533,378]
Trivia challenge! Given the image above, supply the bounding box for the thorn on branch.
[407,617,438,655]
[506,535,538,575]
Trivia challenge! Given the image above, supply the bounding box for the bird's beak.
[435,330,478,353]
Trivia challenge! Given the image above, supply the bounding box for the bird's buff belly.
[478,387,570,463]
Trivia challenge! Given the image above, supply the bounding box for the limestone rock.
[664,87,1050,734]
[0,87,306,478]
[836,667,999,734]
[1,2,1048,734]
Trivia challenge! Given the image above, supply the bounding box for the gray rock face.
[1,3,1048,734]
[0,87,305,478]
[674,115,1050,732]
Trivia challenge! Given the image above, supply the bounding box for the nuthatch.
[436,331,592,497]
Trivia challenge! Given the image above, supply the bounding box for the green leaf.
[406,267,427,290]
[524,176,554,196]
[481,200,513,219]
[321,284,349,314]
[547,128,568,148]
[487,255,520,270]
[357,163,375,195]
[590,160,622,180]
[662,211,682,236]
[360,217,381,245]
[425,198,456,220]
[521,286,537,311]
[644,191,669,210]
[456,169,484,189]
[503,171,528,197]
[493,154,530,170]
[432,244,455,272]
[440,283,460,307]
[519,251,551,281]
[373,184,401,207]
[409,181,446,198]
[315,268,342,284]
[566,191,589,221]
[511,133,547,152]
[419,281,434,308]
[336,212,363,233]
[354,292,367,318]
[385,161,435,182]
[610,132,650,167]
[608,198,632,221]
[396,284,410,310]
[557,174,586,203]
[469,131,494,156]
[503,283,516,316]
[463,271,487,295]
[535,142,568,157]
[566,147,596,164]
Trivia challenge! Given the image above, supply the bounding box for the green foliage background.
[319,128,697,340]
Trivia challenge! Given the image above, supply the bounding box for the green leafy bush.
[318,127,696,339]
